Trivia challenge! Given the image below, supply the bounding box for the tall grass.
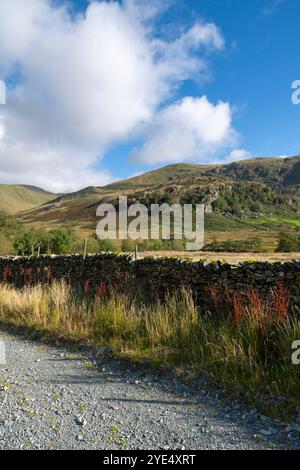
[0,281,299,417]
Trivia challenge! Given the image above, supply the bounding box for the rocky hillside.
[42,154,300,206]
[16,155,299,238]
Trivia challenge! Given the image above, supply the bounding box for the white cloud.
[0,0,226,191]
[131,96,237,165]
[262,0,286,16]
[226,148,251,162]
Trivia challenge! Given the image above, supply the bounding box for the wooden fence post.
[83,238,88,260]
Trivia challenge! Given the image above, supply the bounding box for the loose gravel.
[0,329,299,450]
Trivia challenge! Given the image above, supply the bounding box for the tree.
[0,211,21,236]
[250,202,262,213]
[0,233,13,256]
[276,233,300,252]
[213,196,228,212]
[48,228,74,254]
[253,236,263,252]
[13,229,47,256]
[0,212,22,255]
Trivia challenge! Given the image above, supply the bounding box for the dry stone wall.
[0,254,300,308]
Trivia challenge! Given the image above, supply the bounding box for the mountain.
[16,155,300,251]
[0,185,56,214]
[47,154,300,203]
[98,154,300,192]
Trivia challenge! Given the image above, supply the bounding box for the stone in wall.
[0,254,299,309]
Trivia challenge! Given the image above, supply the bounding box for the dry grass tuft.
[0,280,299,417]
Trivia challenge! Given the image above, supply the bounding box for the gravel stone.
[0,329,299,450]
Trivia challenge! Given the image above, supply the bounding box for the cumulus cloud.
[226,148,251,162]
[131,96,237,165]
[0,0,227,191]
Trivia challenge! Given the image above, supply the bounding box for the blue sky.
[70,0,300,180]
[0,0,299,191]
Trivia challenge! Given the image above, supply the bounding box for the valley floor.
[141,251,300,264]
[0,330,299,450]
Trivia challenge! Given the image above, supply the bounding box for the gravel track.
[0,329,299,450]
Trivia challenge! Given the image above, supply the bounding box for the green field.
[249,216,300,228]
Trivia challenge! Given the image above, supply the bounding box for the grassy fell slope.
[0,184,56,214]
[17,155,300,247]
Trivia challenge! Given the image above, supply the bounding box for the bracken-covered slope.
[0,184,56,214]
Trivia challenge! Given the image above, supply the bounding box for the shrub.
[48,228,74,254]
[13,227,76,256]
[98,239,122,252]
[0,233,13,256]
[205,236,263,252]
[276,233,300,252]
[13,228,48,255]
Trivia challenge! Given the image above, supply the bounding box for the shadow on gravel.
[47,357,84,362]
[49,373,107,385]
[48,374,198,406]
[97,397,198,406]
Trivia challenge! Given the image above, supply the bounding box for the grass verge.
[0,281,299,419]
